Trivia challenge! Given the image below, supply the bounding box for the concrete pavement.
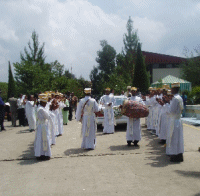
[0,118,200,196]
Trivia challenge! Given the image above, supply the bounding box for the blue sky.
[1,0,200,82]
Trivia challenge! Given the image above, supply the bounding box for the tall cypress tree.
[7,61,16,100]
[132,43,149,93]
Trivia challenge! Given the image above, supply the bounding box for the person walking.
[75,88,100,150]
[8,94,18,127]
[100,88,115,134]
[126,87,145,146]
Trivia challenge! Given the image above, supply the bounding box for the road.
[0,116,200,196]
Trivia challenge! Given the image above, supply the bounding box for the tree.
[64,69,75,79]
[123,16,139,56]
[122,16,139,76]
[20,30,45,66]
[7,61,16,99]
[90,66,105,96]
[181,47,200,86]
[14,31,51,94]
[96,40,116,80]
[0,82,8,101]
[132,43,149,93]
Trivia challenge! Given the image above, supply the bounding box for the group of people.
[143,84,184,162]
[0,84,184,163]
[76,83,184,163]
[0,90,78,160]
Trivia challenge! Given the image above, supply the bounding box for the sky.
[1,0,200,82]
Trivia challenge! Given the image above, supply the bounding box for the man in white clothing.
[25,95,36,132]
[75,88,100,150]
[100,88,115,134]
[34,96,51,160]
[165,83,184,162]
[126,87,145,146]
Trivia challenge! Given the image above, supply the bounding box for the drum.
[121,100,149,118]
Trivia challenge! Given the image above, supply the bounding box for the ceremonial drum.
[121,100,149,118]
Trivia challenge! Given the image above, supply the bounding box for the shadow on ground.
[142,128,172,167]
[175,170,200,179]
[18,142,37,165]
[97,124,126,133]
[17,129,31,134]
[64,148,91,156]
[109,144,140,151]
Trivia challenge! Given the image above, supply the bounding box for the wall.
[152,68,181,83]
[185,105,200,120]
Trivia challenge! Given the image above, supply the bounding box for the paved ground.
[0,116,200,196]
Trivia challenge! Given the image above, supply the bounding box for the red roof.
[142,51,186,64]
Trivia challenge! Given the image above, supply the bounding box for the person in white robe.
[75,88,100,150]
[165,83,184,162]
[25,95,36,132]
[100,88,115,134]
[34,96,51,160]
[126,87,145,146]
[46,97,56,145]
[158,94,170,144]
[56,94,66,136]
[51,98,59,136]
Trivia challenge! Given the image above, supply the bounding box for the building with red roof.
[142,51,186,83]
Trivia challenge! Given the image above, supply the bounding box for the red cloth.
[122,100,149,118]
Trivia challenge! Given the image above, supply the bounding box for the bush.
[188,86,200,104]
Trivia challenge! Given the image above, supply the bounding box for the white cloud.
[133,17,167,45]
[1,0,200,83]
[0,21,19,42]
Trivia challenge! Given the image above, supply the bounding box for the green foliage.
[102,72,127,95]
[180,47,200,86]
[96,40,116,79]
[123,16,139,55]
[90,40,117,96]
[121,16,140,85]
[20,30,45,66]
[132,43,150,93]
[188,86,200,104]
[0,82,8,102]
[7,61,16,99]
[64,69,75,79]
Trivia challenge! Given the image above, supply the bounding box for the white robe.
[34,105,51,157]
[52,109,59,136]
[100,94,115,134]
[145,96,157,130]
[155,103,163,135]
[25,101,36,130]
[57,101,66,135]
[76,96,99,149]
[126,96,144,141]
[166,94,184,155]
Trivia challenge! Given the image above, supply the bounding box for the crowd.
[0,83,184,163]
[0,91,77,160]
[76,83,184,163]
